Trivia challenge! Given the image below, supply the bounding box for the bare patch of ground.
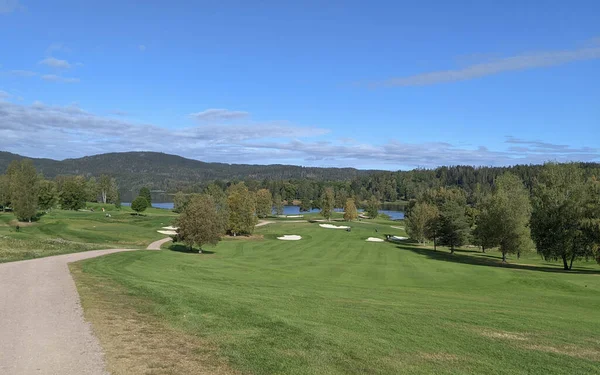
[479,329,529,341]
[527,344,600,361]
[71,264,237,375]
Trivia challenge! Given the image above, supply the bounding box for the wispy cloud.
[40,74,80,83]
[0,101,597,167]
[374,41,600,87]
[39,57,72,69]
[190,108,250,121]
[46,43,71,55]
[0,0,22,14]
[6,70,37,77]
[0,90,10,99]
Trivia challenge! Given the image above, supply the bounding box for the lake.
[122,203,405,220]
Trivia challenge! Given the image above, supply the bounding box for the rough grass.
[0,203,177,263]
[75,220,600,374]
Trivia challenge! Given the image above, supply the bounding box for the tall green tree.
[299,195,312,212]
[86,176,98,202]
[320,188,335,221]
[273,193,284,216]
[7,160,39,221]
[437,200,470,254]
[131,196,149,215]
[487,173,533,262]
[38,179,58,211]
[173,191,189,213]
[59,176,88,210]
[531,163,596,270]
[139,187,152,206]
[227,182,257,235]
[255,189,272,218]
[343,198,358,221]
[406,201,438,244]
[176,194,225,252]
[0,174,11,211]
[366,196,379,219]
[98,175,118,204]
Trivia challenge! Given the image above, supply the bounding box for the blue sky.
[1,0,599,169]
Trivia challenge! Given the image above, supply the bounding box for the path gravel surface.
[0,248,144,375]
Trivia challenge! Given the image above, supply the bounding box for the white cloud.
[0,90,9,99]
[0,0,22,14]
[190,108,250,121]
[375,41,600,87]
[41,74,80,83]
[39,57,72,69]
[0,101,597,168]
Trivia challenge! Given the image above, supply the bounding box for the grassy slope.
[76,220,600,375]
[0,203,177,263]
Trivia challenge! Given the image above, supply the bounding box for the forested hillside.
[0,151,380,195]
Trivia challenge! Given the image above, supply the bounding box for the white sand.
[162,226,179,230]
[277,235,302,241]
[285,215,304,218]
[157,230,177,235]
[366,237,384,242]
[389,236,408,241]
[391,226,405,230]
[319,224,350,229]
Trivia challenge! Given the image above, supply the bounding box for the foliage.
[131,196,149,215]
[255,189,272,218]
[38,179,58,211]
[437,200,470,253]
[176,194,224,250]
[173,191,188,213]
[320,188,335,221]
[227,183,257,235]
[531,163,598,270]
[98,174,118,204]
[59,176,88,210]
[86,176,98,202]
[273,193,284,216]
[299,196,312,212]
[139,187,152,206]
[366,195,379,219]
[7,159,39,221]
[0,174,11,210]
[405,202,438,243]
[343,198,358,221]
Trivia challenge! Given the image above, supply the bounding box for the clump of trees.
[255,189,272,218]
[343,198,358,221]
[227,182,257,235]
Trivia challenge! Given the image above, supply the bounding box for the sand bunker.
[284,215,304,218]
[157,230,177,235]
[366,237,384,242]
[319,224,350,229]
[389,236,408,241]
[391,226,405,230]
[277,235,302,241]
[162,226,179,230]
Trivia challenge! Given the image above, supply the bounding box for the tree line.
[404,163,600,270]
[0,159,120,221]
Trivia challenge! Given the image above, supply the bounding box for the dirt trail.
[146,237,172,250]
[0,248,144,375]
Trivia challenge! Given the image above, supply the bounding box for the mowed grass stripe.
[76,221,600,374]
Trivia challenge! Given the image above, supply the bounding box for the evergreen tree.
[139,187,152,206]
[131,196,148,215]
[437,200,470,254]
[406,201,438,243]
[273,193,284,216]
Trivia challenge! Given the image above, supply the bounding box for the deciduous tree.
[38,179,58,211]
[131,196,148,215]
[343,198,358,221]
[366,195,379,219]
[255,189,272,218]
[320,188,335,221]
[139,187,152,206]
[7,160,39,221]
[227,183,257,235]
[273,193,284,216]
[176,194,225,252]
[406,202,438,243]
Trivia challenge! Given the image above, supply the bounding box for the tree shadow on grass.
[400,244,600,275]
[168,244,215,255]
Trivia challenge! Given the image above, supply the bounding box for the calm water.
[123,203,404,220]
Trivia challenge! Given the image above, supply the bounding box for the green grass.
[0,203,177,262]
[76,220,600,374]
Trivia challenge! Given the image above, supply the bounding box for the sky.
[1,0,599,170]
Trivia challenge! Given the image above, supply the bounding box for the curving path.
[146,237,172,250]
[0,245,164,375]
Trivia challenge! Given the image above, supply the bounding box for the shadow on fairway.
[168,244,215,254]
[401,244,600,275]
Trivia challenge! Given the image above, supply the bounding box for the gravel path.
[0,248,141,375]
[146,237,172,250]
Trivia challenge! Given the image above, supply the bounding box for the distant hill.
[0,151,382,198]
